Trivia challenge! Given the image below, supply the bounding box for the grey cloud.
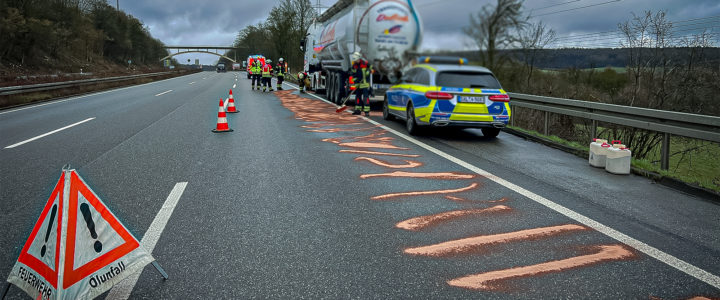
[115,0,719,63]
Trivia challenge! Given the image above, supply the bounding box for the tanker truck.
[301,0,423,104]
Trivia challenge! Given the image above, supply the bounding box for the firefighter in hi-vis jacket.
[350,51,372,116]
[274,58,287,91]
[251,60,262,90]
[297,71,309,93]
[262,59,274,92]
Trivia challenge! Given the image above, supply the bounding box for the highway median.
[0,70,200,109]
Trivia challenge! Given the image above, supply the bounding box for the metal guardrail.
[508,92,720,170]
[0,71,176,96]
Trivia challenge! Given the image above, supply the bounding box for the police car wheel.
[406,104,419,135]
[382,97,393,120]
[481,128,500,138]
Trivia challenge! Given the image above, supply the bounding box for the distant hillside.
[426,47,720,69]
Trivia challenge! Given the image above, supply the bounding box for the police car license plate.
[460,96,485,103]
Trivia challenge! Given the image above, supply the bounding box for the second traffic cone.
[212,98,233,133]
[227,89,238,113]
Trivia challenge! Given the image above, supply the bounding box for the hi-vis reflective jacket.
[351,60,371,89]
[261,64,272,77]
[275,63,286,77]
[252,62,261,75]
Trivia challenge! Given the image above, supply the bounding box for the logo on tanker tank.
[376,5,409,23]
[377,14,409,22]
[383,25,402,35]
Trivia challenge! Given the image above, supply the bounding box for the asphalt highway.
[1,71,718,299]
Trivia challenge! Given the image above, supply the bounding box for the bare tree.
[677,30,716,115]
[290,0,317,69]
[266,0,297,60]
[292,0,316,45]
[463,0,525,70]
[647,10,674,109]
[616,10,676,160]
[619,11,652,107]
[230,0,315,71]
[518,21,555,90]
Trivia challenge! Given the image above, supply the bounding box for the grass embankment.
[507,126,720,193]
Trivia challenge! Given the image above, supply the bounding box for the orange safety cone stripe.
[212,98,233,132]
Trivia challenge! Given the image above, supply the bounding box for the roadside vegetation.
[218,0,317,74]
[0,0,169,85]
[460,0,720,193]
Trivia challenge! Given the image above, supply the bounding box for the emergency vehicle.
[383,56,511,138]
[246,55,266,79]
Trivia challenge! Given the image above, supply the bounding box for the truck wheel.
[334,75,342,105]
[406,104,420,135]
[328,73,335,102]
[383,96,394,120]
[316,75,325,95]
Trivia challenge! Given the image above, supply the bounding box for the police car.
[383,56,511,137]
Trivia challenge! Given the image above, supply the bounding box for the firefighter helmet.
[351,51,362,62]
[279,58,284,62]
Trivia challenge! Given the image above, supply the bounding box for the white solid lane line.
[295,83,720,290]
[154,90,172,97]
[4,117,95,149]
[105,182,188,300]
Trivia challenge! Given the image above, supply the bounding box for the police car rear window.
[436,71,502,89]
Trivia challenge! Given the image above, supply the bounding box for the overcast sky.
[114,0,720,64]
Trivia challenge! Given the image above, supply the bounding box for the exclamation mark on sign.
[80,203,103,253]
[40,204,58,257]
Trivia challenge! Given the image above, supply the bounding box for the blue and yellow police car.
[383,56,511,137]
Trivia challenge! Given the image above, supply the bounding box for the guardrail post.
[544,111,549,136]
[510,105,514,127]
[591,119,597,141]
[661,133,670,170]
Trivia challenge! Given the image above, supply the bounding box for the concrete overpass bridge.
[161,46,245,63]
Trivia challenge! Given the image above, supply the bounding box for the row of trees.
[220,0,316,73]
[463,0,717,113]
[0,0,167,73]
[462,0,718,169]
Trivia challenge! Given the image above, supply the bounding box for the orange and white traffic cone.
[212,98,233,133]
[227,89,237,113]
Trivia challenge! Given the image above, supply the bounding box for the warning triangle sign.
[14,172,65,291]
[7,168,154,300]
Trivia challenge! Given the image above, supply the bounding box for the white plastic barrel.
[589,138,610,167]
[605,145,631,175]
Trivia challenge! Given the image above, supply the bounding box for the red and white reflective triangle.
[6,168,153,300]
